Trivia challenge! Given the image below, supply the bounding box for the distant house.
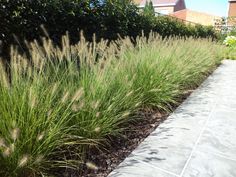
[228,0,236,17]
[135,0,186,15]
[170,9,221,26]
[228,0,236,25]
[134,0,222,26]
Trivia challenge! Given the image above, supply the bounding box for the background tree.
[143,0,155,17]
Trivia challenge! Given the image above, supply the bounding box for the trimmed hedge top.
[0,0,218,57]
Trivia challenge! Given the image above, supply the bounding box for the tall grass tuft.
[0,33,225,176]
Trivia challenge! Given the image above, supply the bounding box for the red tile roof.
[140,0,179,6]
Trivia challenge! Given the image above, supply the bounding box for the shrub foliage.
[0,0,217,56]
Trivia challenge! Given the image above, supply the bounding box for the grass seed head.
[125,90,133,97]
[71,103,79,112]
[71,88,84,102]
[0,138,6,148]
[107,104,112,111]
[2,147,11,157]
[149,88,160,92]
[121,111,130,118]
[94,127,101,133]
[35,155,44,164]
[61,91,70,103]
[10,143,15,153]
[37,132,44,141]
[86,162,98,170]
[96,112,100,118]
[51,83,59,96]
[29,88,37,109]
[11,128,20,141]
[78,101,85,110]
[29,95,37,109]
[91,100,100,109]
[135,102,141,108]
[18,155,29,167]
[47,109,52,117]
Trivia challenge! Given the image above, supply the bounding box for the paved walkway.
[108,60,236,177]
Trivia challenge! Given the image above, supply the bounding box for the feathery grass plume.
[86,162,98,170]
[134,102,141,108]
[35,155,44,164]
[10,143,15,154]
[78,101,85,110]
[40,25,50,38]
[61,91,70,103]
[96,112,100,118]
[30,94,37,109]
[47,109,52,117]
[18,155,29,167]
[29,87,37,109]
[107,104,113,111]
[149,88,161,92]
[125,90,133,97]
[91,100,100,109]
[2,147,11,157]
[71,103,79,112]
[20,57,28,72]
[0,60,9,89]
[121,111,130,118]
[94,127,101,133]
[71,88,84,102]
[0,138,6,148]
[51,83,59,96]
[61,33,72,64]
[37,132,44,141]
[11,128,20,141]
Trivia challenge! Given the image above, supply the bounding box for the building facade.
[171,9,221,26]
[134,0,222,26]
[228,0,236,17]
[228,0,236,25]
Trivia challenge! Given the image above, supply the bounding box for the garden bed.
[0,33,225,177]
[82,92,193,177]
[82,108,169,177]
[53,90,193,177]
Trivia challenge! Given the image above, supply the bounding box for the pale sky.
[185,0,228,17]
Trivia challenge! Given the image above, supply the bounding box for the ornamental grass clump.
[0,33,224,176]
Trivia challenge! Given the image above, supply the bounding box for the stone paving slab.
[108,60,236,177]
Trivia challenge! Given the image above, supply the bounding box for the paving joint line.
[195,149,236,162]
[179,100,219,177]
[134,158,180,177]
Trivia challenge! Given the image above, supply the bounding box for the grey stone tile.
[216,97,236,110]
[216,103,236,111]
[109,158,176,177]
[196,110,236,159]
[115,113,210,175]
[126,148,188,175]
[182,151,236,177]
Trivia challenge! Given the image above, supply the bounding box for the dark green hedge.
[0,0,218,57]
